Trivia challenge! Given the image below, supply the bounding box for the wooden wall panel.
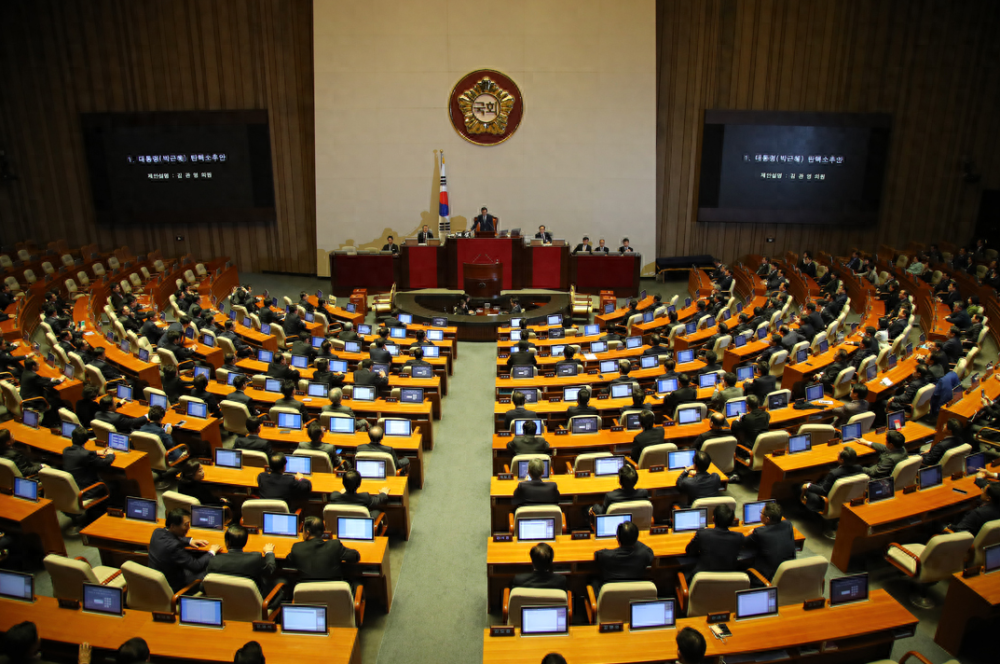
[0,0,315,274]
[656,0,1000,263]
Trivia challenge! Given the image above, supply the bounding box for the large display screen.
[81,111,275,224]
[697,111,891,224]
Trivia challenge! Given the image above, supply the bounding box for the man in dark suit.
[354,358,389,388]
[778,325,805,351]
[257,452,312,503]
[358,425,409,472]
[534,225,553,243]
[313,358,346,390]
[946,302,972,331]
[922,417,967,467]
[160,330,196,364]
[952,482,1000,536]
[744,361,778,402]
[281,311,306,342]
[93,395,148,433]
[322,387,356,419]
[859,430,908,478]
[206,525,277,594]
[148,508,220,591]
[188,374,222,417]
[567,387,599,418]
[797,303,825,341]
[618,238,635,253]
[664,374,698,420]
[802,446,865,511]
[138,405,180,454]
[471,207,497,233]
[731,395,770,449]
[417,225,434,244]
[512,542,567,590]
[20,357,66,425]
[678,451,723,504]
[593,521,654,593]
[219,320,253,358]
[942,327,964,364]
[886,365,931,412]
[287,517,360,582]
[746,502,796,584]
[503,390,537,430]
[685,504,745,581]
[381,236,400,254]
[572,237,593,254]
[512,458,560,507]
[328,470,390,517]
[594,239,610,253]
[829,384,869,426]
[815,349,849,390]
[273,381,308,418]
[629,410,665,462]
[337,322,360,342]
[590,464,650,516]
[507,420,551,456]
[63,426,115,502]
[692,413,731,452]
[369,338,392,364]
[505,339,537,368]
[233,417,272,455]
[225,375,257,413]
[554,346,584,373]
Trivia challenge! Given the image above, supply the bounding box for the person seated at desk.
[359,425,409,472]
[225,374,258,413]
[858,430,907,478]
[643,334,668,357]
[509,297,523,314]
[20,357,67,426]
[756,333,783,366]
[2,622,57,664]
[337,322,360,342]
[417,224,434,244]
[233,417,273,455]
[74,385,100,428]
[921,417,968,467]
[692,412,731,452]
[554,345,584,372]
[0,429,42,477]
[312,358,346,390]
[796,302,825,341]
[506,339,536,367]
[328,469,390,518]
[829,384,868,426]
[206,524,277,595]
[93,394,148,433]
[676,627,708,664]
[138,405,183,459]
[567,387,599,418]
[952,482,1000,536]
[599,324,627,343]
[354,358,389,388]
[506,419,551,456]
[885,365,931,415]
[189,374,222,418]
[663,374,697,419]
[628,410,665,462]
[258,452,312,503]
[370,338,392,364]
[149,508,220,592]
[942,326,964,364]
[620,386,652,421]
[63,425,114,502]
[511,542,567,591]
[964,312,985,346]
[710,372,742,412]
[713,267,734,293]
[160,330,196,366]
[289,334,318,363]
[512,457,559,507]
[177,461,226,507]
[281,311,307,344]
[923,351,947,381]
[655,357,678,382]
[471,207,497,233]
[699,350,722,374]
[744,360,777,402]
[593,520,654,593]
[535,225,553,243]
[158,366,188,405]
[930,362,961,417]
[275,380,308,418]
[259,302,285,327]
[802,446,865,511]
[618,238,635,254]
[678,451,723,504]
[610,359,636,386]
[297,421,342,468]
[573,236,593,254]
[316,339,340,361]
[747,502,796,585]
[503,390,537,430]
[732,394,769,452]
[219,320,253,359]
[684,503,745,581]
[322,387,356,420]
[590,464,650,517]
[288,516,360,583]
[588,238,608,254]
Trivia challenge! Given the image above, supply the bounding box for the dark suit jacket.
[677,471,722,503]
[746,376,778,402]
[266,362,300,382]
[148,527,211,591]
[206,549,276,592]
[354,368,388,387]
[370,348,392,364]
[503,406,538,430]
[234,434,273,455]
[506,351,537,367]
[664,386,698,419]
[567,404,599,418]
[954,500,1000,535]
[417,231,434,243]
[328,490,388,515]
[226,390,255,409]
[601,487,650,512]
[62,444,115,490]
[864,443,908,478]
[630,428,665,462]
[595,542,655,583]
[692,427,732,452]
[472,214,497,232]
[686,527,746,577]
[732,410,770,444]
[512,479,560,507]
[814,463,865,496]
[287,537,359,582]
[20,370,58,400]
[358,442,405,470]
[512,570,568,590]
[178,480,222,506]
[573,244,593,254]
[747,520,796,580]
[507,435,552,455]
[256,471,312,502]
[942,337,963,362]
[93,410,148,433]
[275,397,308,417]
[923,435,964,467]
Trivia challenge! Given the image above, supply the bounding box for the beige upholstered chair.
[584,581,657,624]
[241,499,291,529]
[677,572,750,617]
[890,456,922,490]
[509,454,552,476]
[510,505,566,536]
[749,557,827,605]
[606,500,654,530]
[294,448,335,474]
[797,424,837,447]
[162,490,200,513]
[886,532,974,608]
[940,443,972,477]
[241,449,270,469]
[503,588,571,627]
[831,367,856,399]
[568,452,612,473]
[202,573,284,622]
[691,495,737,515]
[736,431,789,473]
[910,384,936,421]
[769,350,788,377]
[130,431,188,486]
[0,458,22,490]
[972,519,1000,568]
[0,381,46,419]
[293,581,366,628]
[356,450,400,475]
[802,473,868,538]
[322,504,387,537]
[90,419,116,445]
[120,560,196,613]
[701,435,737,475]
[44,554,125,601]
[848,411,876,433]
[636,442,678,469]
[38,467,109,524]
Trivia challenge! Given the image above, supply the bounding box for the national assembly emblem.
[449,70,523,146]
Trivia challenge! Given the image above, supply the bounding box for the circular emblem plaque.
[449,69,524,146]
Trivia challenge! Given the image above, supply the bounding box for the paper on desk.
[84,332,94,336]
[584,353,597,360]
[816,399,833,405]
[880,377,893,387]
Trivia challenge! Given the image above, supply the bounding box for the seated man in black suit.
[567,387,599,418]
[225,375,258,415]
[942,326,964,365]
[471,206,497,233]
[358,425,409,472]
[287,516,360,582]
[921,417,968,467]
[801,446,865,511]
[189,374,222,418]
[274,380,308,418]
[684,503,745,581]
[590,464,650,516]
[692,412,731,452]
[92,395,148,434]
[951,482,1000,536]
[664,373,698,421]
[266,354,301,382]
[593,520,654,593]
[572,237,593,254]
[699,350,722,374]
[618,238,635,253]
[148,508,220,591]
[354,358,389,388]
[370,338,392,364]
[747,502,796,585]
[507,419,551,456]
[159,330,196,364]
[417,225,434,244]
[502,390,537,430]
[512,542,567,590]
[511,458,560,507]
[858,430,908,478]
[630,410,664,462]
[506,339,537,367]
[177,461,227,507]
[337,322,360,342]
[328,469,390,518]
[731,394,770,450]
[404,347,433,371]
[256,452,312,504]
[381,235,400,254]
[554,345,584,373]
[620,386,653,422]
[322,387,356,419]
[677,450,723,504]
[744,360,778,402]
[206,524,277,595]
[534,225,553,243]
[63,426,115,504]
[219,320,253,358]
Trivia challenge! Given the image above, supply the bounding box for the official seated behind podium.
[747,502,796,585]
[417,224,434,244]
[472,206,497,233]
[512,542,567,590]
[503,390,538,430]
[382,236,400,254]
[506,419,551,456]
[149,508,220,592]
[684,503,745,582]
[590,464,650,516]
[512,457,560,507]
[593,520,654,594]
[328,469,390,518]
[618,238,635,253]
[573,236,593,254]
[535,225,553,243]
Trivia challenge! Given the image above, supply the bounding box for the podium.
[475,230,497,238]
[464,262,503,299]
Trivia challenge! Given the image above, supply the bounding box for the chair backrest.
[571,452,612,473]
[268,405,301,425]
[241,449,270,469]
[832,367,856,398]
[120,560,174,613]
[0,381,23,418]
[606,500,654,529]
[17,249,31,261]
[294,448,334,473]
[241,499,290,528]
[195,263,207,277]
[90,419,116,445]
[513,505,563,535]
[293,581,358,628]
[972,519,1000,568]
[690,495,737,514]
[0,255,11,269]
[92,263,105,277]
[916,532,975,584]
[823,474,869,519]
[770,557,828,605]
[163,490,200,512]
[23,269,37,284]
[686,573,751,618]
[796,424,836,446]
[747,431,790,471]
[44,554,101,601]
[107,256,120,271]
[356,450,396,475]
[890,455,922,489]
[202,573,263,622]
[84,364,109,394]
[701,435,737,475]
[911,383,937,420]
[130,431,169,471]
[506,588,568,627]
[38,467,84,515]
[712,335,732,354]
[510,453,552,474]
[940,443,972,477]
[636,442,678,469]
[847,411,876,434]
[322,504,372,533]
[0,457,22,490]
[219,400,251,436]
[156,348,180,372]
[595,581,658,623]
[769,350,788,376]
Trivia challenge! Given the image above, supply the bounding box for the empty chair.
[636,442,678,469]
[910,384,936,421]
[769,350,788,377]
[294,448,335,474]
[92,263,106,277]
[202,573,284,622]
[89,419,116,445]
[676,572,750,617]
[220,400,252,436]
[584,581,657,624]
[4,276,22,294]
[940,443,972,477]
[848,411,876,434]
[0,255,12,269]
[241,449,270,469]
[0,381,46,419]
[510,505,566,536]
[120,560,196,613]
[504,587,571,627]
[293,581,366,628]
[43,554,125,601]
[195,263,208,277]
[690,496,737,514]
[701,436,737,475]
[17,248,30,262]
[831,367,856,399]
[797,424,837,446]
[606,500,654,530]
[749,557,828,605]
[85,364,122,396]
[129,431,189,488]
[241,499,291,529]
[37,467,109,526]
[162,490,200,513]
[885,532,974,608]
[890,455,922,490]
[107,256,120,272]
[184,269,197,284]
[23,269,37,284]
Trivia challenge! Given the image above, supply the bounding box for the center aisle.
[375,339,495,664]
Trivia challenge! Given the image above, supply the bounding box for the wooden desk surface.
[498,333,603,348]
[492,360,708,391]
[200,464,409,495]
[0,596,360,664]
[780,341,860,389]
[863,348,930,399]
[481,589,914,664]
[0,419,149,474]
[489,465,722,499]
[228,361,442,392]
[935,569,1000,654]
[495,344,651,369]
[595,295,656,327]
[937,368,1000,438]
[117,401,221,437]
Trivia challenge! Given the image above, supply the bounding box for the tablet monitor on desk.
[281,605,328,635]
[624,412,642,430]
[625,336,642,350]
[190,505,225,530]
[185,327,197,340]
[571,416,600,434]
[796,348,808,364]
[742,500,775,526]
[178,596,224,628]
[735,587,778,621]
[590,341,608,354]
[918,464,943,490]
[547,314,562,326]
[126,496,157,522]
[757,326,768,340]
[331,360,349,373]
[804,383,825,402]
[557,363,578,376]
[600,360,619,374]
[0,570,33,602]
[201,334,215,348]
[887,353,897,370]
[984,543,1000,573]
[656,378,678,395]
[400,387,424,403]
[867,478,894,503]
[840,423,861,443]
[640,355,658,369]
[887,410,905,431]
[384,419,411,437]
[516,518,556,542]
[676,407,702,425]
[515,459,549,479]
[594,456,625,477]
[260,323,271,335]
[60,421,77,439]
[277,412,302,430]
[385,344,400,357]
[819,340,829,353]
[509,330,522,341]
[704,316,716,329]
[966,452,987,475]
[521,605,568,636]
[107,432,130,453]
[610,383,632,399]
[338,516,375,541]
[673,508,707,533]
[258,350,273,363]
[352,386,376,401]
[733,334,747,348]
[788,434,812,454]
[397,313,413,325]
[328,416,355,434]
[215,448,242,469]
[604,303,615,314]
[643,310,654,323]
[411,365,433,379]
[242,317,253,328]
[357,324,372,335]
[685,321,697,335]
[192,366,211,382]
[516,389,538,404]
[829,573,869,606]
[285,455,311,475]
[431,317,448,327]
[186,401,208,419]
[735,365,755,383]
[513,419,545,436]
[304,313,315,323]
[698,373,717,389]
[563,387,582,402]
[766,392,789,410]
[550,345,566,357]
[82,583,123,616]
[676,349,695,364]
[512,366,533,379]
[420,345,440,358]
[116,384,133,401]
[13,477,38,502]
[549,328,565,341]
[150,392,169,410]
[307,382,328,398]
[22,409,39,429]
[345,341,361,353]
[629,599,676,631]
[262,512,299,537]
[668,450,695,470]
[509,318,523,329]
[291,355,309,369]
[390,327,406,339]
[356,459,386,479]
[725,399,747,418]
[226,372,243,386]
[65,363,77,378]
[584,324,600,336]
[595,513,631,539]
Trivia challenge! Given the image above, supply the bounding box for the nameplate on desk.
[493,534,512,542]
[199,458,214,466]
[599,622,624,633]
[548,397,562,403]
[571,531,591,540]
[650,525,670,535]
[610,426,623,432]
[499,375,510,380]
[107,508,124,518]
[963,566,982,578]
[58,598,81,610]
[245,526,260,534]
[496,431,512,438]
[575,471,591,478]
[648,465,665,473]
[544,373,555,378]
[334,470,345,477]
[153,612,176,623]
[598,394,611,400]
[951,471,965,481]
[498,398,511,404]
[490,625,515,637]
[828,439,841,446]
[876,426,887,435]
[252,621,277,632]
[587,369,599,375]
[554,429,569,436]
[903,484,918,495]
[497,473,513,481]
[707,612,730,624]
[849,497,865,507]
[385,397,399,403]
[664,420,675,427]
[262,421,276,428]
[771,449,786,457]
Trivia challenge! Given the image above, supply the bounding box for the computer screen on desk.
[191,505,225,530]
[590,340,608,354]
[512,366,533,379]
[82,583,123,616]
[867,478,894,503]
[829,573,869,606]
[788,434,812,454]
[262,512,298,537]
[668,450,695,470]
[840,423,861,442]
[521,606,568,636]
[420,345,440,358]
[352,385,376,401]
[427,330,444,341]
[258,349,273,363]
[735,587,778,621]
[179,596,223,628]
[742,500,774,526]
[187,401,208,419]
[736,365,754,383]
[516,459,549,480]
[698,373,717,389]
[337,516,374,541]
[291,354,309,369]
[887,410,905,431]
[966,452,987,475]
[676,407,702,425]
[384,419,411,436]
[804,383,824,402]
[594,456,625,477]
[514,419,545,436]
[656,378,678,394]
[117,384,133,401]
[281,605,328,635]
[411,365,433,379]
[626,336,642,349]
[22,409,39,429]
[264,378,282,393]
[307,382,328,398]
[600,360,618,374]
[12,478,38,502]
[215,448,242,469]
[725,399,747,418]
[866,363,878,381]
[563,387,582,402]
[685,321,697,335]
[643,310,654,323]
[640,355,658,369]
[768,392,789,410]
[676,349,695,364]
[557,363,578,376]
[517,518,556,542]
[0,570,33,601]
[284,455,311,475]
[192,366,210,382]
[629,599,675,631]
[595,513,631,539]
[610,383,632,399]
[356,459,386,479]
[277,412,302,430]
[226,372,243,385]
[126,496,157,522]
[401,387,424,403]
[60,421,77,439]
[624,412,642,430]
[571,416,600,433]
[673,508,707,532]
[918,464,942,490]
[985,543,1000,573]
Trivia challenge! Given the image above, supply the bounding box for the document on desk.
[584,353,597,361]
[880,377,893,387]
[816,399,833,405]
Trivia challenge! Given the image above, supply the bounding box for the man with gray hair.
[337,321,359,342]
[511,457,559,507]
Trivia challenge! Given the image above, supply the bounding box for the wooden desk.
[306,295,364,327]
[495,344,651,374]
[0,596,360,664]
[485,525,804,613]
[862,349,930,401]
[594,295,655,329]
[780,342,860,390]
[116,401,224,457]
[81,514,395,610]
[832,473,982,571]
[492,359,707,400]
[0,492,66,557]
[936,367,1000,441]
[0,420,156,500]
[722,338,770,372]
[935,570,1000,655]
[72,297,162,389]
[482,589,915,664]
[757,422,937,501]
[211,311,277,352]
